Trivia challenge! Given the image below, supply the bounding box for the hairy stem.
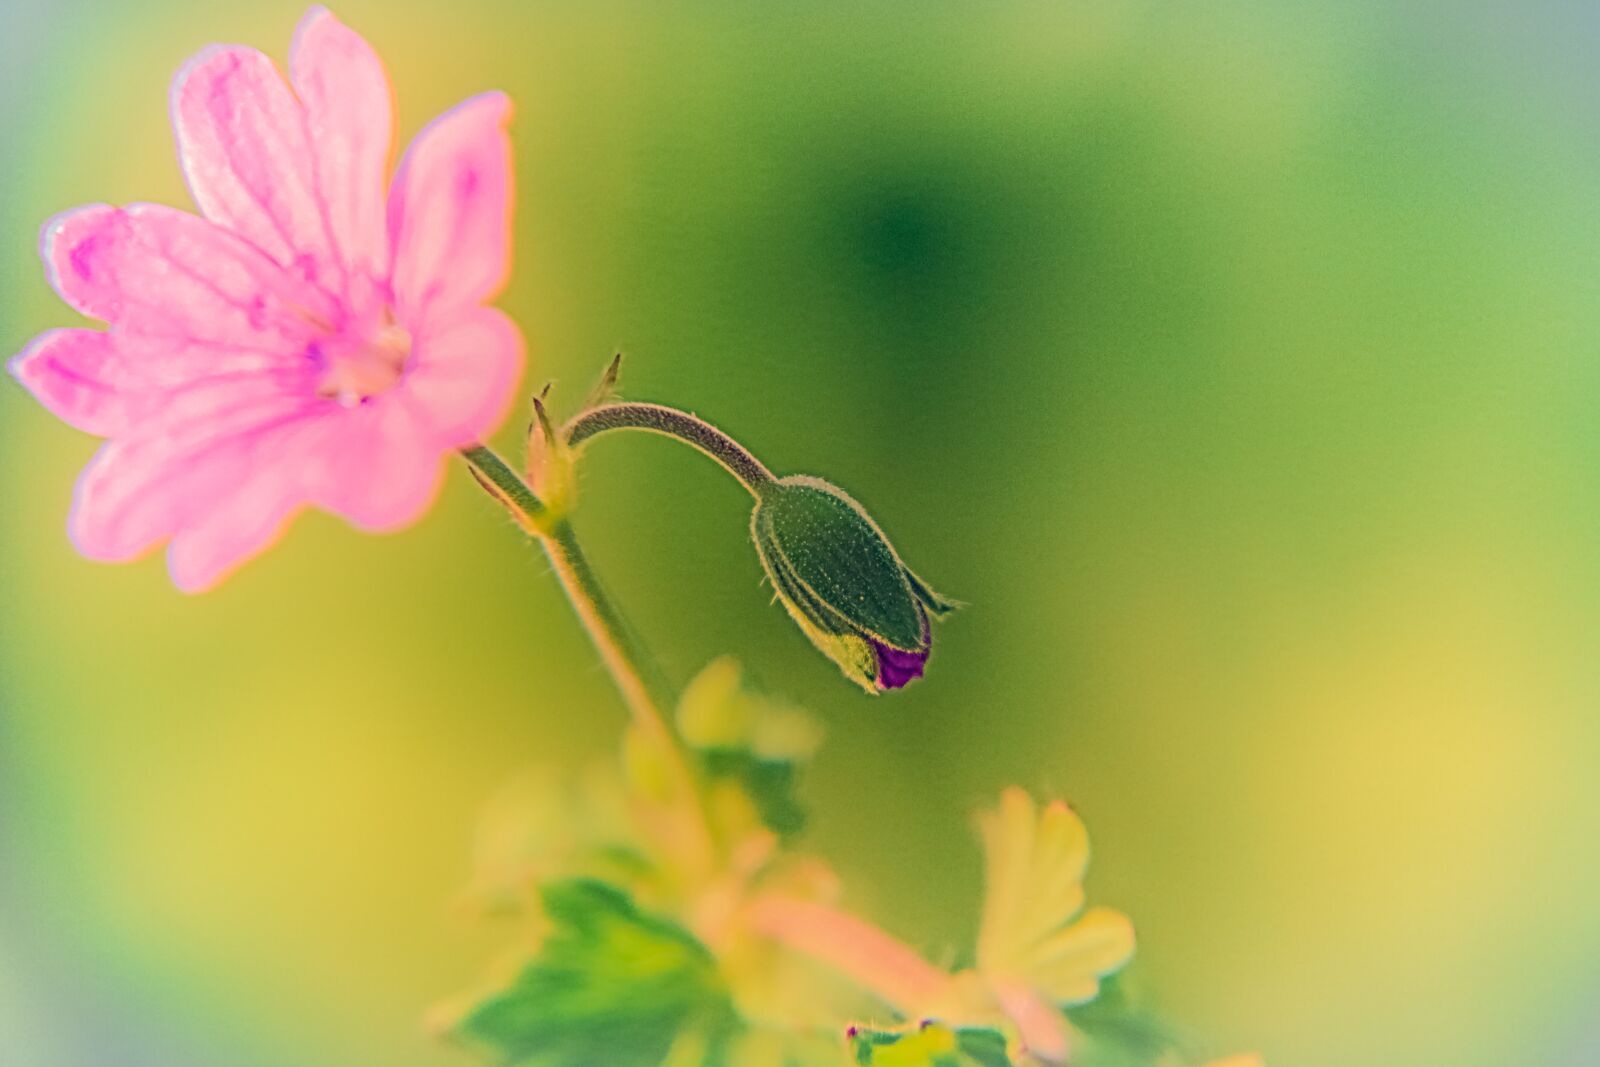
[460,444,548,528]
[462,445,665,715]
[460,445,711,864]
[564,402,776,496]
[538,517,675,730]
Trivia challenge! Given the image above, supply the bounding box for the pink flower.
[9,6,522,591]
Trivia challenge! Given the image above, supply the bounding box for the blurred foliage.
[678,656,823,839]
[4,2,1600,1067]
[451,879,737,1067]
[849,1023,1011,1067]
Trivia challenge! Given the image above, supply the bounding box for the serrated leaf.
[849,1023,1015,1067]
[454,879,738,1067]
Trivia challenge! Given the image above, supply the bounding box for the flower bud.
[750,476,954,693]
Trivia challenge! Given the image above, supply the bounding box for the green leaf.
[701,749,808,838]
[848,1023,1014,1067]
[454,879,738,1067]
[677,658,822,839]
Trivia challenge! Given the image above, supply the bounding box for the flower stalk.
[564,402,775,496]
[461,444,550,531]
[459,443,713,869]
[460,445,665,719]
[538,517,675,726]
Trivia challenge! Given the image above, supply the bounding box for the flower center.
[313,320,411,407]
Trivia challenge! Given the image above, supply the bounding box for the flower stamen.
[313,319,411,406]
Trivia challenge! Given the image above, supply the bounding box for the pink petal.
[165,459,311,593]
[388,92,513,324]
[70,375,323,564]
[106,333,312,401]
[41,203,333,352]
[399,307,523,446]
[992,978,1072,1064]
[170,44,340,289]
[307,398,447,532]
[9,329,127,436]
[289,7,394,290]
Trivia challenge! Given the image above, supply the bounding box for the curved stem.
[564,403,776,496]
[459,446,711,866]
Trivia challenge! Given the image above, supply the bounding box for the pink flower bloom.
[9,6,522,591]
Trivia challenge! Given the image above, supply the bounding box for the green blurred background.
[4,2,1600,1064]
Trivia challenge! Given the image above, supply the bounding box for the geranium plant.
[8,9,1260,1067]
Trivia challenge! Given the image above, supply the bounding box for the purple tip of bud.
[872,635,929,690]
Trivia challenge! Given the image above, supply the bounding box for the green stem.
[459,443,668,727]
[458,444,714,866]
[538,517,675,731]
[564,403,776,497]
[460,445,548,525]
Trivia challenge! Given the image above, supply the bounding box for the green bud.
[750,476,955,693]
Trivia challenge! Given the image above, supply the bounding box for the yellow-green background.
[3,2,1599,1065]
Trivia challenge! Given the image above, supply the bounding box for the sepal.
[750,476,953,692]
[525,383,574,519]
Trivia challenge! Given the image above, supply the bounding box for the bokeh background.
[4,1,1600,1064]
